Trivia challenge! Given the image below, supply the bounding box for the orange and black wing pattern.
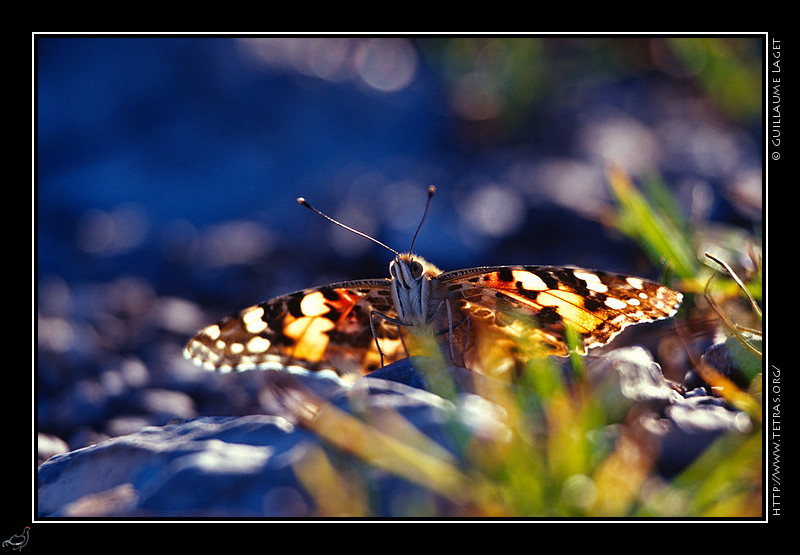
[184,279,406,378]
[439,265,683,357]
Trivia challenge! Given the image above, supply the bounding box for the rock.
[37,349,754,517]
[37,364,477,517]
[37,433,69,466]
[588,346,683,421]
[642,388,754,478]
[581,347,754,478]
[38,414,315,517]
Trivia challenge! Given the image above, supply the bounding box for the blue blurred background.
[35,36,763,451]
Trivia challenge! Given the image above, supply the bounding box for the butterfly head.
[390,253,438,286]
[389,253,441,324]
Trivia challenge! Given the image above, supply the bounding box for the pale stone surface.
[37,349,752,517]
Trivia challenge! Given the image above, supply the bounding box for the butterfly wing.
[184,279,406,377]
[185,264,683,378]
[438,265,683,358]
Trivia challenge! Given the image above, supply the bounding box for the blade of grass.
[663,431,762,516]
[293,444,369,517]
[704,252,762,320]
[704,271,762,360]
[607,165,698,279]
[304,394,473,504]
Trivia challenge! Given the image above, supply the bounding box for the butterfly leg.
[368,309,410,367]
[445,299,457,364]
[444,299,471,367]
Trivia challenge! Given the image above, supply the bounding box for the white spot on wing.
[574,270,608,293]
[300,291,330,317]
[626,277,644,289]
[247,336,271,353]
[203,324,221,340]
[242,306,268,333]
[604,297,628,310]
[512,270,548,291]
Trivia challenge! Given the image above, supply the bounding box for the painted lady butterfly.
[184,187,683,379]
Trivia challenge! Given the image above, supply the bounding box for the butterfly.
[184,187,683,379]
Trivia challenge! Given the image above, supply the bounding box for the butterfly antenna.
[409,185,436,253]
[297,197,399,255]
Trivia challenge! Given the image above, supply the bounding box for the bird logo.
[2,527,29,551]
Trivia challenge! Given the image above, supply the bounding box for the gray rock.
[37,363,477,517]
[38,414,316,517]
[37,349,753,517]
[587,346,682,422]
[37,433,70,467]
